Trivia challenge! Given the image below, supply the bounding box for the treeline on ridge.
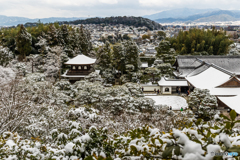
[23,16,163,31]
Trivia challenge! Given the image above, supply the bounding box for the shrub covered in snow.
[0,46,13,67]
[188,88,218,120]
[0,66,15,85]
[0,110,239,159]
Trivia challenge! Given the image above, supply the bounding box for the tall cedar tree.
[46,24,60,46]
[123,40,140,72]
[78,25,92,55]
[15,25,32,61]
[112,40,140,74]
[155,40,171,58]
[96,41,112,71]
[112,44,125,75]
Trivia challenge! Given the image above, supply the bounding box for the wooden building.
[158,77,188,95]
[61,54,96,83]
[173,55,240,78]
[185,63,240,113]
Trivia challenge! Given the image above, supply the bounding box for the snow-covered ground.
[146,96,188,110]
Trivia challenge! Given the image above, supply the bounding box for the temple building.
[185,63,240,114]
[61,54,96,83]
[173,55,240,78]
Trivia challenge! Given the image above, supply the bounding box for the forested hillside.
[23,16,163,31]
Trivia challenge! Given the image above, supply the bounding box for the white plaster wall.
[162,86,172,95]
[142,86,160,92]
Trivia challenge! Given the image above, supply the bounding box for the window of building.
[84,66,87,70]
[78,66,81,70]
[72,66,76,70]
[165,87,170,92]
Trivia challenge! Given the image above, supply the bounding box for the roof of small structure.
[218,95,240,114]
[65,55,96,65]
[158,77,188,86]
[140,82,159,86]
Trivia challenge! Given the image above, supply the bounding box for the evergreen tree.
[96,41,112,71]
[144,67,161,83]
[112,44,125,75]
[35,36,48,54]
[78,25,92,55]
[155,40,171,58]
[123,40,140,72]
[156,63,173,77]
[46,24,60,46]
[61,25,69,45]
[0,46,13,67]
[188,88,218,119]
[15,24,32,60]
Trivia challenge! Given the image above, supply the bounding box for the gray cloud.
[0,0,239,18]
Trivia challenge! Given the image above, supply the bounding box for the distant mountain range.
[144,8,240,23]
[0,15,86,26]
[0,15,161,30]
[2,8,240,26]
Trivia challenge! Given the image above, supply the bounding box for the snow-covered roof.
[218,95,240,114]
[140,82,159,86]
[174,55,240,75]
[65,55,96,65]
[210,88,240,96]
[158,77,188,86]
[186,67,231,89]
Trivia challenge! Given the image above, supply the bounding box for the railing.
[66,71,91,75]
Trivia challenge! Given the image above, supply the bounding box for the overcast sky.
[0,0,240,18]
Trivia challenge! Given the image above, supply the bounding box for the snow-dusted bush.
[72,81,151,114]
[0,66,15,85]
[188,88,218,120]
[84,71,103,83]
[0,110,239,160]
[0,46,13,67]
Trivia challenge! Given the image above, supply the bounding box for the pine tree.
[46,24,59,46]
[15,24,32,61]
[0,46,13,67]
[61,25,69,45]
[155,40,171,58]
[112,44,125,75]
[144,67,160,83]
[123,40,140,72]
[35,36,48,54]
